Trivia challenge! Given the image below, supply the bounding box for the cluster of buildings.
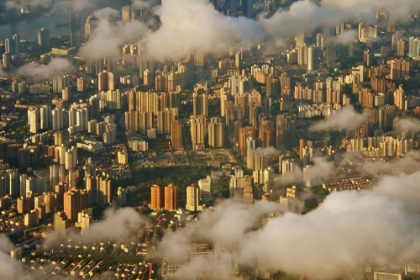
[2,1,420,279]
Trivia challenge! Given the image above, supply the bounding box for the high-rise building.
[4,38,13,54]
[242,0,253,18]
[116,187,126,206]
[307,46,318,72]
[150,184,162,210]
[229,172,253,205]
[68,103,89,134]
[363,49,372,66]
[259,118,275,147]
[28,107,40,134]
[62,87,70,101]
[192,85,209,116]
[157,108,178,135]
[27,206,41,226]
[65,146,77,171]
[131,91,159,113]
[53,211,70,233]
[389,58,410,80]
[297,45,307,65]
[225,0,237,16]
[235,50,242,72]
[84,14,93,40]
[140,112,154,135]
[64,188,88,222]
[265,75,279,97]
[394,85,407,111]
[98,71,115,92]
[190,115,206,150]
[239,126,255,155]
[171,120,183,150]
[242,175,253,205]
[12,34,19,54]
[263,0,276,15]
[122,4,142,23]
[276,114,296,146]
[186,184,202,212]
[316,33,325,49]
[52,108,64,130]
[208,117,224,148]
[408,36,420,57]
[164,184,177,211]
[2,52,11,69]
[325,40,336,68]
[397,39,405,57]
[69,4,81,47]
[50,164,60,189]
[373,271,402,280]
[38,28,50,50]
[225,102,242,130]
[295,33,305,48]
[53,75,70,94]
[198,176,212,204]
[230,75,249,96]
[358,23,377,42]
[122,5,131,23]
[98,176,111,204]
[125,111,139,132]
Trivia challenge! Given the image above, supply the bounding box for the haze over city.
[0,0,420,279]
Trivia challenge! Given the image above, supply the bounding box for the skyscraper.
[122,5,131,23]
[186,184,202,212]
[276,113,296,146]
[164,184,177,211]
[192,85,209,116]
[64,188,88,222]
[394,85,406,111]
[140,112,154,135]
[84,14,93,40]
[171,120,183,150]
[325,40,336,68]
[397,39,405,57]
[363,49,372,66]
[242,0,253,18]
[239,126,255,155]
[226,0,237,16]
[208,117,224,148]
[264,0,276,15]
[70,4,81,48]
[98,71,115,92]
[28,107,40,134]
[279,72,291,97]
[38,28,50,50]
[150,184,162,209]
[408,37,420,57]
[125,111,139,132]
[98,176,111,204]
[2,52,11,69]
[190,115,206,150]
[157,108,178,135]
[52,108,64,130]
[307,46,318,72]
[12,34,19,54]
[4,38,14,54]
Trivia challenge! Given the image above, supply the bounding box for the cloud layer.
[394,117,420,133]
[17,58,73,79]
[79,8,148,60]
[141,0,265,60]
[156,169,420,279]
[309,106,370,132]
